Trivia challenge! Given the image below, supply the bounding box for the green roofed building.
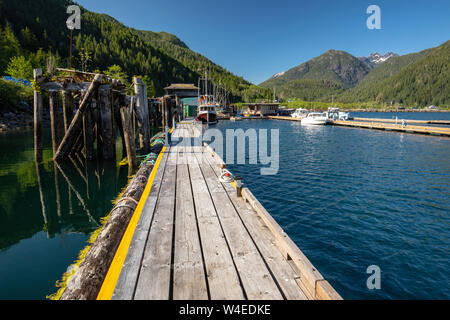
[182,97,199,118]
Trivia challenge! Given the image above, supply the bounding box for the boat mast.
[205,71,208,104]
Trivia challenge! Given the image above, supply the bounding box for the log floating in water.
[59,161,155,300]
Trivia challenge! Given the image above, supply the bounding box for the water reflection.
[0,130,129,299]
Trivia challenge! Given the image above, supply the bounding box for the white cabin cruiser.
[291,108,309,119]
[301,112,329,125]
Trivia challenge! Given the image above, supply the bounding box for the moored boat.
[291,108,309,119]
[196,104,218,124]
[301,112,329,125]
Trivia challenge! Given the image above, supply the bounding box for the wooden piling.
[114,94,127,159]
[120,105,138,170]
[62,90,75,133]
[83,105,95,160]
[49,91,64,155]
[99,85,116,160]
[133,77,150,153]
[33,69,43,162]
[54,74,103,160]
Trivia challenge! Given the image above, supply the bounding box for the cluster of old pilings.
[33,68,181,169]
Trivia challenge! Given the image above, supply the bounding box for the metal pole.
[69,29,73,69]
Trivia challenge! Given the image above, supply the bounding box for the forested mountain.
[339,41,450,106]
[276,79,345,101]
[0,0,271,101]
[260,42,449,106]
[260,50,372,90]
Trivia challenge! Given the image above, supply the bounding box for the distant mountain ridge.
[261,50,372,90]
[339,40,450,106]
[260,43,449,106]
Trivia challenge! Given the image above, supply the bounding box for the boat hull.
[197,112,218,124]
[301,118,328,125]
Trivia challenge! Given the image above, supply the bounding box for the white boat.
[327,107,351,121]
[301,112,329,125]
[291,108,309,119]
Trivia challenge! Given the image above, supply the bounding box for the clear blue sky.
[75,0,450,84]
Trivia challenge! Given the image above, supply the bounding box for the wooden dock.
[266,116,450,137]
[96,123,341,300]
[353,117,450,125]
[267,116,301,121]
[331,120,450,137]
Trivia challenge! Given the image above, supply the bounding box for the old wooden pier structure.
[33,68,180,167]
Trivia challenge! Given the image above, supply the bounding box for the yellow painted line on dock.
[97,146,167,300]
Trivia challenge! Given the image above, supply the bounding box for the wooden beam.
[54,74,103,160]
[99,85,116,160]
[83,105,95,160]
[133,77,150,154]
[33,69,43,162]
[49,91,64,155]
[62,90,74,133]
[120,105,138,170]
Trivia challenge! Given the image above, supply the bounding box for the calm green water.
[0,129,129,300]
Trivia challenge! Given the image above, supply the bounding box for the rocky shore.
[0,101,49,133]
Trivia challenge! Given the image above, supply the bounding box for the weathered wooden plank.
[134,149,177,300]
[196,153,283,300]
[112,146,170,300]
[316,280,342,300]
[200,152,307,300]
[173,161,208,300]
[188,155,244,300]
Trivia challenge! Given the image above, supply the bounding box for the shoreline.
[0,103,50,133]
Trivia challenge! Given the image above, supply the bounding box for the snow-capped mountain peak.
[368,52,399,65]
[272,71,285,79]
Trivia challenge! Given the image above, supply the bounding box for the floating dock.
[267,116,450,137]
[352,117,450,125]
[331,120,450,136]
[95,123,341,300]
